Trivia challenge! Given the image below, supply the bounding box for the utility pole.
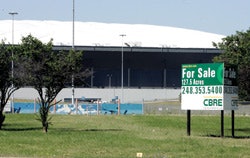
[120,34,126,103]
[9,12,18,113]
[72,0,75,105]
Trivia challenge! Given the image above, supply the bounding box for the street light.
[120,34,126,103]
[9,12,18,113]
[72,0,75,105]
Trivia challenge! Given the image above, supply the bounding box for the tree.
[0,41,23,129]
[213,29,250,100]
[19,35,87,132]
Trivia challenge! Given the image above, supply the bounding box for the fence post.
[75,98,78,115]
[118,99,120,115]
[142,99,144,114]
[34,98,36,113]
[97,99,99,115]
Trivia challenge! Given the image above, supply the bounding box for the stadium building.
[1,20,224,102]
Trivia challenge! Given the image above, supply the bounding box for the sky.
[0,0,249,36]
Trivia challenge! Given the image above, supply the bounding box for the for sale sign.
[181,63,238,110]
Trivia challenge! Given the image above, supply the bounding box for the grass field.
[0,114,250,157]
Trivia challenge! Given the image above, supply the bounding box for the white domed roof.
[0,20,224,48]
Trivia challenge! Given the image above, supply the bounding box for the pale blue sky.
[1,0,249,35]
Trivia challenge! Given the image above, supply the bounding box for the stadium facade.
[1,20,224,102]
[54,45,222,89]
[15,45,221,103]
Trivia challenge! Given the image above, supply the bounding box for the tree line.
[213,28,250,101]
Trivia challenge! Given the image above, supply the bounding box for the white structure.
[0,20,224,48]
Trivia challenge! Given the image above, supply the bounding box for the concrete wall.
[14,88,181,103]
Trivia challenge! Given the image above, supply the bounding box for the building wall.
[78,47,221,88]
[14,87,180,103]
[15,46,220,103]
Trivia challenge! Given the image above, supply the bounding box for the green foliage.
[18,35,85,132]
[0,41,12,112]
[0,40,23,129]
[213,29,250,100]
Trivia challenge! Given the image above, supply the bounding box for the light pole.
[9,12,18,113]
[120,34,126,103]
[72,0,75,105]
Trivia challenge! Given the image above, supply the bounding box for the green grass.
[0,114,250,157]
